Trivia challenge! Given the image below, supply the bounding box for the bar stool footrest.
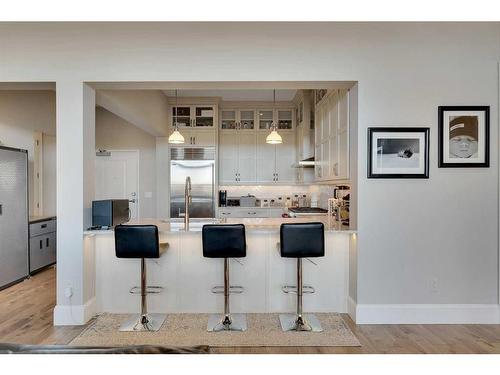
[281,285,315,294]
[211,285,244,294]
[129,286,164,294]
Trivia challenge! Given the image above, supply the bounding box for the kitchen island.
[85,218,355,314]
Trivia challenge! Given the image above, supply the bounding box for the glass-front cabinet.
[239,110,255,130]
[277,110,293,130]
[220,109,256,130]
[171,105,216,128]
[258,110,274,130]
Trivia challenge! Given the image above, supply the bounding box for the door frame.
[95,149,140,219]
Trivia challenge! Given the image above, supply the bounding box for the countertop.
[29,215,56,224]
[84,217,356,235]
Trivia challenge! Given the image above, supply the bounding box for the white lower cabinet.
[219,207,285,218]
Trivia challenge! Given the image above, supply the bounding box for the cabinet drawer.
[29,232,56,273]
[233,209,269,218]
[30,219,56,237]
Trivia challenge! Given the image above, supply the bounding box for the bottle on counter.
[292,194,300,208]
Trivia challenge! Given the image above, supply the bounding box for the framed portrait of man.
[438,106,490,168]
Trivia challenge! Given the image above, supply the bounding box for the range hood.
[292,157,316,168]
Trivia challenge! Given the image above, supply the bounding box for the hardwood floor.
[1,267,500,354]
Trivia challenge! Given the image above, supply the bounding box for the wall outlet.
[431,278,438,293]
[64,286,73,298]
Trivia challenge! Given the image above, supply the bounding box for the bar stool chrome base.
[279,313,323,332]
[119,313,166,332]
[207,313,247,332]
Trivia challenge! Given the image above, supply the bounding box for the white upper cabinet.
[275,132,296,183]
[256,133,277,183]
[171,105,216,128]
[237,132,257,183]
[220,109,256,131]
[219,105,296,185]
[219,131,257,184]
[314,89,350,182]
[256,132,296,184]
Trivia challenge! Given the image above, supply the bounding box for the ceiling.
[162,89,297,101]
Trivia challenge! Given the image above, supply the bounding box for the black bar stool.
[115,224,167,332]
[279,222,325,332]
[202,224,247,332]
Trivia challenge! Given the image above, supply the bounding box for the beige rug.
[70,313,360,347]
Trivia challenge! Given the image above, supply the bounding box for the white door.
[219,132,239,184]
[95,150,139,219]
[275,132,296,183]
[237,132,257,183]
[256,133,276,183]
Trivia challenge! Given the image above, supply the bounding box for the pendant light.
[266,89,283,145]
[168,89,185,144]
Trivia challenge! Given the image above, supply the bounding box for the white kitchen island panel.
[93,224,352,314]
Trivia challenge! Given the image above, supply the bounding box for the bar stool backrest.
[115,225,160,259]
[280,222,325,258]
[202,224,246,258]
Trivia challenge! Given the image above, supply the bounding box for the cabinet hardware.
[41,224,47,228]
[46,238,49,247]
[39,239,43,249]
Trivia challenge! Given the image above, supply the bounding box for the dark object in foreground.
[0,343,210,354]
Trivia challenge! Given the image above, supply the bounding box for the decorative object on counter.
[298,194,309,208]
[328,185,350,228]
[438,106,490,168]
[265,89,283,145]
[240,194,257,207]
[368,127,430,178]
[218,190,227,207]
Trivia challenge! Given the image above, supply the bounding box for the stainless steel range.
[287,207,328,217]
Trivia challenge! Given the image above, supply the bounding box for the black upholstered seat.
[115,225,160,259]
[280,222,325,258]
[202,224,246,258]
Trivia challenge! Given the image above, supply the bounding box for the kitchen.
[84,85,358,329]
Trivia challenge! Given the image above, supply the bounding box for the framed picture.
[368,127,430,178]
[438,106,489,168]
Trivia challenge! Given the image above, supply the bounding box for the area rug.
[70,313,361,347]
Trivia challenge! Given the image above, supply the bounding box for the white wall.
[0,90,56,216]
[95,107,157,218]
[2,22,499,323]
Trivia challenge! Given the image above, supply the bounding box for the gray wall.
[1,22,498,307]
[95,107,157,219]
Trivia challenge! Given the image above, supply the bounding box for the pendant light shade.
[168,128,185,144]
[266,129,282,144]
[266,89,282,145]
[168,89,185,144]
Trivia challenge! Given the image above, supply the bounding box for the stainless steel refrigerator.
[170,147,215,219]
[0,146,29,289]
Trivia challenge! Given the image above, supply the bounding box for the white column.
[53,81,96,325]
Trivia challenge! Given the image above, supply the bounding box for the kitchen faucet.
[184,176,192,231]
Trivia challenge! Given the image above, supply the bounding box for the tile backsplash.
[219,184,342,209]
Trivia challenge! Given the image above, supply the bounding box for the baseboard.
[347,296,357,322]
[354,303,500,324]
[53,297,96,326]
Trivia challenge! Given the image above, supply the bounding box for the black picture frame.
[438,106,490,168]
[367,127,430,179]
